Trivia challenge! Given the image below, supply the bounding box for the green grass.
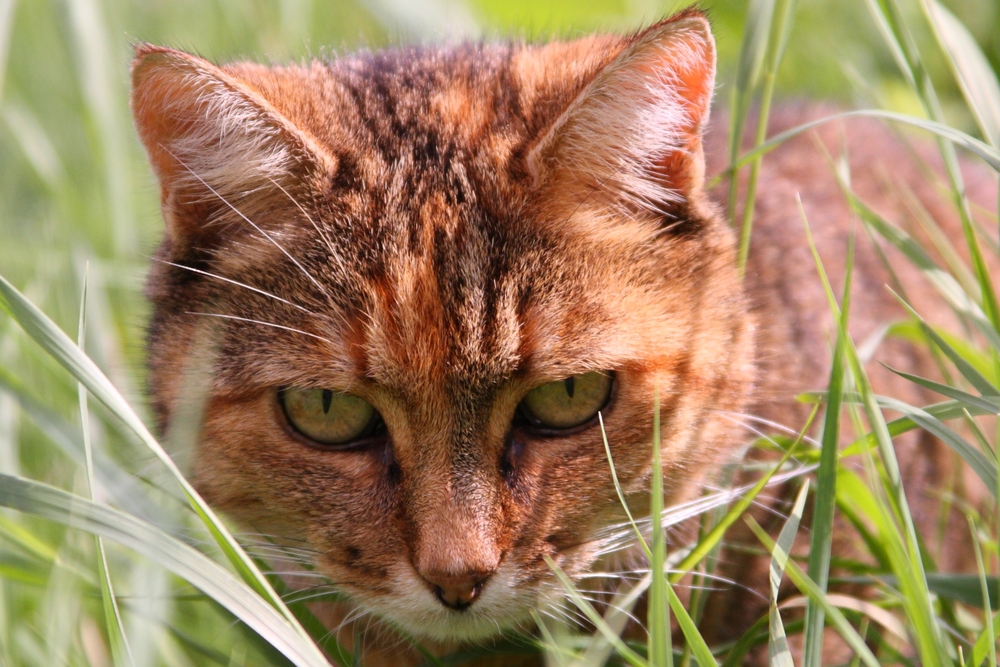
[1,0,999,665]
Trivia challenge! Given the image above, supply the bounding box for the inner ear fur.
[526,10,716,219]
[130,45,337,247]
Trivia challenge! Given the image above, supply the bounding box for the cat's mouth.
[345,561,538,642]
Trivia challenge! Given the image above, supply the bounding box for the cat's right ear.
[525,11,715,220]
[131,45,336,247]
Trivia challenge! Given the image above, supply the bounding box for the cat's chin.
[386,607,530,644]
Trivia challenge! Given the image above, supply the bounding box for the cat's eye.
[517,372,613,432]
[279,388,384,448]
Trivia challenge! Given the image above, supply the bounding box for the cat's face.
[134,10,753,642]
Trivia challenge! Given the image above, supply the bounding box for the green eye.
[518,372,613,431]
[279,388,384,447]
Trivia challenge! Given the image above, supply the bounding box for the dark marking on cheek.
[545,532,577,552]
[501,431,532,504]
[500,432,520,482]
[382,441,403,487]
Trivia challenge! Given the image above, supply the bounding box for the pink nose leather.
[421,570,492,611]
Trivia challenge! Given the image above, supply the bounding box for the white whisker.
[170,152,331,298]
[187,312,332,343]
[264,570,330,579]
[714,409,821,448]
[284,588,342,605]
[268,177,334,248]
[156,259,312,313]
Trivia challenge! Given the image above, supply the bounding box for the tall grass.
[0,0,998,665]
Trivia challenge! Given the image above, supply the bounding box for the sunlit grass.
[1,0,999,665]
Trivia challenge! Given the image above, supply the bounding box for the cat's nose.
[421,570,492,611]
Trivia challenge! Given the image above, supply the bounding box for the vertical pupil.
[564,377,575,399]
[322,389,333,414]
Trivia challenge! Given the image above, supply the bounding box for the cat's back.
[700,104,997,653]
[704,104,996,422]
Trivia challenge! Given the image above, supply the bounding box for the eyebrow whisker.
[186,311,332,343]
[268,177,334,248]
[167,150,331,298]
[156,259,313,313]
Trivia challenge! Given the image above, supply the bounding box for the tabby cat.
[131,8,992,665]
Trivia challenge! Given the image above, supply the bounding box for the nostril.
[434,581,482,611]
[422,571,492,611]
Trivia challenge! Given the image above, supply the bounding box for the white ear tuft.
[527,12,715,217]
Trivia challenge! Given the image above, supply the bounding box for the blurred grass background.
[0,1,998,665]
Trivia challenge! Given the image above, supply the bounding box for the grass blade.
[875,393,997,496]
[920,1,1000,148]
[734,0,798,277]
[0,512,58,566]
[970,614,1000,667]
[664,580,716,667]
[770,480,810,667]
[0,0,13,103]
[667,410,815,584]
[576,575,648,667]
[78,270,135,667]
[1,102,67,189]
[889,321,997,385]
[841,184,993,348]
[600,412,649,559]
[717,110,1000,176]
[846,343,950,667]
[0,271,329,662]
[746,516,881,667]
[970,521,998,667]
[805,394,998,458]
[884,366,1000,418]
[648,385,671,667]
[0,368,167,525]
[894,298,1000,397]
[727,0,776,221]
[0,473,332,667]
[544,555,648,667]
[870,0,1000,351]
[95,536,133,665]
[64,0,133,255]
[803,216,853,667]
[837,573,998,610]
[805,194,950,665]
[861,0,916,88]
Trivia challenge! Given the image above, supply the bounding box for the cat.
[131,7,993,665]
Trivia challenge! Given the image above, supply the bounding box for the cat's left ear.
[527,10,715,217]
[131,45,336,247]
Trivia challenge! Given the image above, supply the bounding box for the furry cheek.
[192,390,403,543]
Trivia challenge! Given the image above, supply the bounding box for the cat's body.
[704,106,994,655]
[131,10,992,665]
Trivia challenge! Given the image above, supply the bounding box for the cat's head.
[133,9,753,642]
